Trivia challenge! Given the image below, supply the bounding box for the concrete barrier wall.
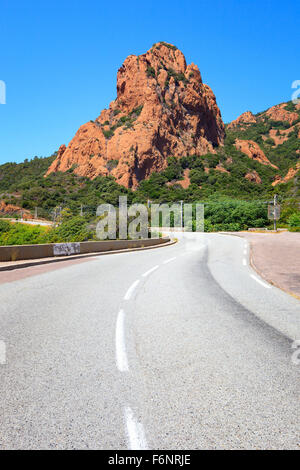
[0,238,170,262]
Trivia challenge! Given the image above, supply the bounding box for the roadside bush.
[203,199,268,231]
[0,222,50,245]
[0,220,11,233]
[50,216,93,242]
[288,212,300,231]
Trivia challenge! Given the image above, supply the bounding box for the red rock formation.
[272,162,300,186]
[265,103,299,125]
[46,42,225,188]
[245,170,262,184]
[263,123,300,147]
[227,111,257,130]
[178,169,191,188]
[266,129,287,146]
[57,144,66,159]
[0,200,33,219]
[234,139,278,169]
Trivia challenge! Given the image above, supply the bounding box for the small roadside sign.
[268,204,281,220]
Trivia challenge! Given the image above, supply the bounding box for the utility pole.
[274,194,277,231]
[180,200,183,231]
[52,208,57,225]
[80,204,84,217]
[34,207,38,220]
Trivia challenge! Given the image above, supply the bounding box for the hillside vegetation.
[0,101,299,234]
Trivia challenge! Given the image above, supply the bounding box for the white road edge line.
[124,280,140,300]
[163,257,177,264]
[142,265,159,277]
[124,407,148,450]
[250,274,272,289]
[115,309,129,372]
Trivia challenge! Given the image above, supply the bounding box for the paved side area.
[233,232,300,298]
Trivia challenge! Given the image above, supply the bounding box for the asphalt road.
[0,233,299,449]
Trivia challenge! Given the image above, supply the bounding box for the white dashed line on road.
[142,265,159,277]
[243,258,247,266]
[250,274,272,289]
[124,280,140,300]
[163,257,177,264]
[115,309,129,372]
[124,407,148,450]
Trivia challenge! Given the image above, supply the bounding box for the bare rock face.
[46,42,225,188]
[234,139,278,169]
[272,162,300,186]
[227,111,257,130]
[265,103,299,125]
[0,200,33,219]
[245,170,262,184]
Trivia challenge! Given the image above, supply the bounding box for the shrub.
[288,212,300,229]
[50,216,92,242]
[189,169,207,185]
[131,105,143,116]
[180,155,204,170]
[167,68,187,85]
[0,221,49,246]
[106,159,119,172]
[0,219,11,233]
[159,42,177,51]
[102,128,114,139]
[284,101,297,112]
[146,66,156,78]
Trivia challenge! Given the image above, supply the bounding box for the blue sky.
[0,0,299,164]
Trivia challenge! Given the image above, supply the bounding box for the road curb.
[249,247,300,301]
[0,239,177,272]
[219,232,300,301]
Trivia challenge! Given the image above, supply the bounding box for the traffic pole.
[180,200,183,230]
[274,194,277,231]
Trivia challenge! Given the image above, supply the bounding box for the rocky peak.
[264,103,300,125]
[227,111,257,129]
[46,42,225,188]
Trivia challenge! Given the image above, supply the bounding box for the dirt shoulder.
[232,232,300,298]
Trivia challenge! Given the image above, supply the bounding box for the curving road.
[0,233,299,449]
